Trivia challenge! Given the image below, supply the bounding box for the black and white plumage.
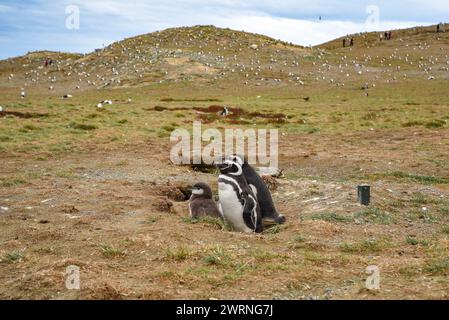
[225,155,285,225]
[217,158,263,233]
[188,182,222,219]
[219,106,229,117]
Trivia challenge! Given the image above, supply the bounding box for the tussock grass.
[441,226,449,234]
[355,207,395,225]
[68,122,98,131]
[405,236,429,246]
[165,247,191,261]
[2,251,24,263]
[183,216,229,230]
[425,259,449,275]
[340,238,390,253]
[100,245,126,258]
[264,225,284,234]
[202,248,231,267]
[1,178,26,188]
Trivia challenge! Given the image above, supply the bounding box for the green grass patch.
[1,178,26,188]
[0,135,12,142]
[68,122,98,131]
[100,245,125,258]
[292,234,305,243]
[355,207,395,224]
[340,238,388,253]
[425,119,446,129]
[406,236,429,246]
[311,212,353,223]
[441,226,449,234]
[410,192,433,205]
[22,124,40,131]
[425,259,449,275]
[165,247,191,261]
[264,225,284,234]
[402,120,425,127]
[2,251,24,262]
[183,216,229,230]
[377,171,448,185]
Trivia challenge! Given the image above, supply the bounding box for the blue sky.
[0,0,447,59]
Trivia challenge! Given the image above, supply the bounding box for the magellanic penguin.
[226,155,286,225]
[189,182,222,219]
[219,106,229,117]
[217,158,263,233]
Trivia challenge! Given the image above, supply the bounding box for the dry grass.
[1,25,449,300]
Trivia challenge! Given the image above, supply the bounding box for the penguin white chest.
[218,181,252,233]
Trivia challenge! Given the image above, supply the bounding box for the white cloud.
[205,15,432,46]
[0,0,442,59]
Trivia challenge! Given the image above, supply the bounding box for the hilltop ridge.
[0,24,448,93]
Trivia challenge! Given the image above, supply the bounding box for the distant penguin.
[219,106,229,117]
[188,182,222,219]
[226,155,286,225]
[217,158,263,233]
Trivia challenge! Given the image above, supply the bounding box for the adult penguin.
[226,155,286,225]
[217,158,263,233]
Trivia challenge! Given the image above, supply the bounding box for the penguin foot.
[275,215,286,224]
[262,215,286,227]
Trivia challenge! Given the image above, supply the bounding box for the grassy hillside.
[0,24,448,300]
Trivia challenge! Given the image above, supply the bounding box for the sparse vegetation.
[1,24,449,299]
[406,236,429,246]
[68,122,98,131]
[340,238,389,253]
[355,207,395,225]
[3,251,23,263]
[100,245,125,258]
[165,247,191,261]
[311,212,353,223]
[425,259,449,275]
[183,216,229,230]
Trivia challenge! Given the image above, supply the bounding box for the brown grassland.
[0,25,448,299]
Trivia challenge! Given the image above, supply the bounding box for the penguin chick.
[189,182,222,219]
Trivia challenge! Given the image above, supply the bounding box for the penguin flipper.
[242,195,262,233]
